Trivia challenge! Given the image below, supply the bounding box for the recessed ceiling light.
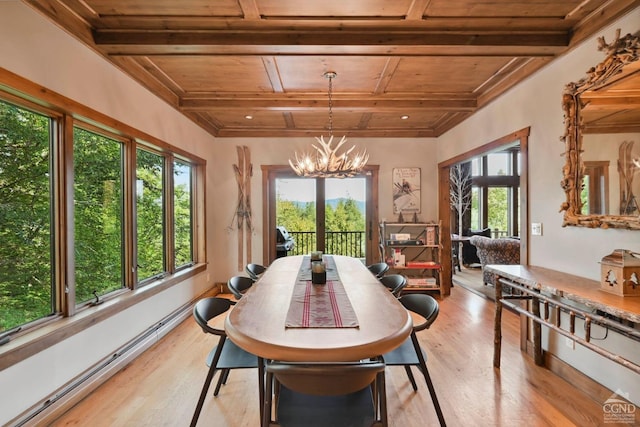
[245,115,253,120]
[400,115,410,120]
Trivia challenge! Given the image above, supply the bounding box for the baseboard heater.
[8,299,196,427]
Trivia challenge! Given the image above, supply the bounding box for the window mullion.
[193,163,206,264]
[165,156,176,274]
[59,114,75,317]
[125,142,138,288]
[316,178,325,252]
[512,187,519,236]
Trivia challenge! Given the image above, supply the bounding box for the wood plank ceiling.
[24,0,640,137]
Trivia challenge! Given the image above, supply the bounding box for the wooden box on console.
[600,249,640,296]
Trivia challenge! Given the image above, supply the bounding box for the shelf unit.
[379,221,443,295]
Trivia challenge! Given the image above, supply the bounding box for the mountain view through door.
[275,177,367,259]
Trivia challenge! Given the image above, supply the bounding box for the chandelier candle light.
[289,72,368,178]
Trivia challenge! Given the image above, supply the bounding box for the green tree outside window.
[136,149,165,282]
[0,101,53,331]
[173,160,193,268]
[73,127,124,304]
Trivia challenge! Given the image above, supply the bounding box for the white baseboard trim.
[8,301,194,427]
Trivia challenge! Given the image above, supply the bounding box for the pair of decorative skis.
[233,145,252,271]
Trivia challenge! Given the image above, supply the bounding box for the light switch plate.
[531,223,542,236]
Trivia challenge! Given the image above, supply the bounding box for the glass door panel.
[471,186,481,230]
[275,178,317,256]
[487,187,508,237]
[325,178,366,258]
[274,177,368,258]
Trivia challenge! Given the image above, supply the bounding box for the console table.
[488,265,640,374]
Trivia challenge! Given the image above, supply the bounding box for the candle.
[312,261,326,273]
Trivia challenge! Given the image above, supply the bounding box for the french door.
[262,165,379,265]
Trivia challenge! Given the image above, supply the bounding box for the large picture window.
[0,81,204,341]
[468,148,520,237]
[73,127,124,304]
[0,100,54,332]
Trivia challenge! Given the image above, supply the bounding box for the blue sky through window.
[277,178,366,202]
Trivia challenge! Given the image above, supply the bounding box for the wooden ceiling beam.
[97,44,565,57]
[237,0,261,20]
[215,127,439,138]
[93,30,569,46]
[93,30,569,56]
[180,97,477,112]
[88,17,575,31]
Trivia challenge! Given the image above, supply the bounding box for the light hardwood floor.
[451,266,495,300]
[50,283,609,427]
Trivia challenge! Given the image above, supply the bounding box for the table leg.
[493,276,502,368]
[531,292,544,365]
[258,357,265,426]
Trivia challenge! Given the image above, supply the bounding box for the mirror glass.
[560,30,640,230]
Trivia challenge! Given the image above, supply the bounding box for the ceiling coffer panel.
[23,0,639,137]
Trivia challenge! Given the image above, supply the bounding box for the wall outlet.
[565,337,575,350]
[531,222,543,236]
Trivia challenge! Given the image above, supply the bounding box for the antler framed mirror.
[560,29,640,230]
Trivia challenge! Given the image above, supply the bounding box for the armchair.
[461,228,491,266]
[469,236,520,286]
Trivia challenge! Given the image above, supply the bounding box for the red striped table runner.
[285,256,359,328]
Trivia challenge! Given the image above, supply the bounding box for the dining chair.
[378,274,407,297]
[190,297,259,427]
[367,262,389,279]
[227,275,255,300]
[262,358,387,427]
[245,263,267,281]
[382,293,446,426]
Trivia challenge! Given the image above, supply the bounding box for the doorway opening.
[438,127,530,284]
[262,165,379,265]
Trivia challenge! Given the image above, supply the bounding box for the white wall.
[0,2,218,423]
[209,137,438,278]
[436,7,640,405]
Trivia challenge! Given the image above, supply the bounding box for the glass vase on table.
[311,261,327,284]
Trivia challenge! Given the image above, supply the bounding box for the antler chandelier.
[289,72,368,178]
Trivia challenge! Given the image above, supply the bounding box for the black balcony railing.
[288,231,365,258]
[491,229,510,238]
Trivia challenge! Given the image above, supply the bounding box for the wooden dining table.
[225,255,413,425]
[225,254,413,362]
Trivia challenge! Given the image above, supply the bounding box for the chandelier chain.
[328,74,333,136]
